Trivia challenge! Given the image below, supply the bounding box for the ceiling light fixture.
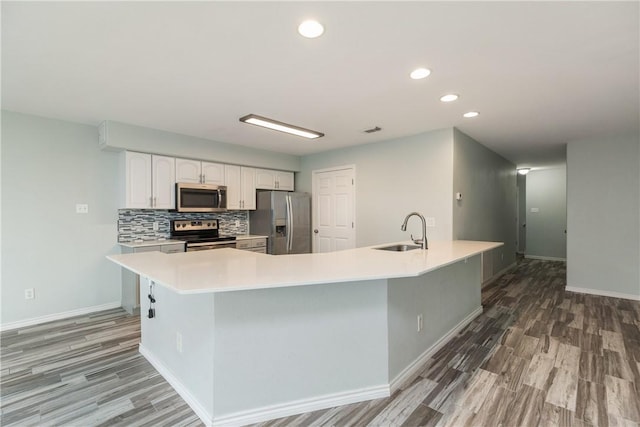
[239,114,324,139]
[463,111,479,118]
[298,20,324,38]
[517,168,531,175]
[410,68,431,80]
[440,94,459,102]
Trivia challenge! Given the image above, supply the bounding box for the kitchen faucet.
[401,212,428,250]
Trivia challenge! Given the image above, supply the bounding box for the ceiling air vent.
[364,126,382,134]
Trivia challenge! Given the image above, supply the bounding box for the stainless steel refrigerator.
[250,191,311,255]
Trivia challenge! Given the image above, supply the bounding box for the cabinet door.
[241,167,257,210]
[175,158,201,183]
[224,164,242,210]
[124,152,152,208]
[255,168,277,190]
[276,171,294,191]
[152,155,176,209]
[202,162,225,185]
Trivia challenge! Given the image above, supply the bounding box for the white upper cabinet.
[201,161,225,185]
[123,152,175,209]
[225,165,256,210]
[176,159,225,185]
[175,158,201,183]
[275,170,294,191]
[255,168,294,191]
[124,152,152,209]
[152,155,176,209]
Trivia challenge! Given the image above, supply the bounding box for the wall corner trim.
[565,286,640,302]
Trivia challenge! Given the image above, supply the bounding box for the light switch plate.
[76,204,89,214]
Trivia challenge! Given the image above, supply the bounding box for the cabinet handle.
[153,197,157,207]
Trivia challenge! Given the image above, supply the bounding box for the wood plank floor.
[2,259,639,426]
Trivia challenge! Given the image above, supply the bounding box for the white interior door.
[312,166,355,253]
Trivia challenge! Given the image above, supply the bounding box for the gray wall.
[1,111,122,324]
[387,255,481,381]
[452,129,517,274]
[567,133,640,297]
[525,166,567,260]
[103,120,300,172]
[297,129,455,247]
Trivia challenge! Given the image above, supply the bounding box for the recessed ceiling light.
[463,111,479,118]
[298,20,324,38]
[440,94,459,102]
[410,68,431,80]
[239,114,324,139]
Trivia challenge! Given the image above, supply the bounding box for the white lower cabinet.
[236,237,267,253]
[123,152,175,209]
[225,165,256,210]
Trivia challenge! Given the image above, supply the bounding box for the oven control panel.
[171,219,219,232]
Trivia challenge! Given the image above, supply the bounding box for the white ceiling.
[2,1,638,168]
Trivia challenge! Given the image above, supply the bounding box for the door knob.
[313,229,319,233]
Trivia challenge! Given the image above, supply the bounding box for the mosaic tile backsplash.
[118,209,249,242]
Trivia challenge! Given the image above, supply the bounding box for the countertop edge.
[108,240,503,295]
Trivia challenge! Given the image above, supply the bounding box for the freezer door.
[271,192,288,255]
[288,193,311,254]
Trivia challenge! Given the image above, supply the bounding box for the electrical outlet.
[426,217,436,227]
[417,314,424,332]
[235,220,240,227]
[75,204,89,214]
[176,332,183,353]
[24,288,35,300]
[153,221,159,231]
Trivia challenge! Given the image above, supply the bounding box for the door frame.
[311,165,356,253]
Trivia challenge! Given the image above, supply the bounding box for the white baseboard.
[139,345,214,426]
[140,345,389,427]
[389,305,484,393]
[212,384,389,427]
[524,255,566,261]
[565,286,640,301]
[0,301,122,331]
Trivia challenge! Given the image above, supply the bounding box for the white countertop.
[119,239,186,248]
[119,235,266,248]
[108,240,502,294]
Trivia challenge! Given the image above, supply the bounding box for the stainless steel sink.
[374,244,421,252]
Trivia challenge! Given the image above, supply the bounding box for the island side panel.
[211,279,389,419]
[139,277,216,421]
[387,255,482,385]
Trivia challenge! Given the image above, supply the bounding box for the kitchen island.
[108,240,502,426]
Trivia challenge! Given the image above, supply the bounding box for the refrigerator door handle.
[286,195,293,252]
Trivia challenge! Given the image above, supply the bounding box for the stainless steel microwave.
[175,183,227,212]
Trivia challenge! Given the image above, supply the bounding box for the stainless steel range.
[170,219,236,251]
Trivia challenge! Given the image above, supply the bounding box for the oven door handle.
[187,241,236,248]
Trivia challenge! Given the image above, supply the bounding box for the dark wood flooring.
[2,259,639,426]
